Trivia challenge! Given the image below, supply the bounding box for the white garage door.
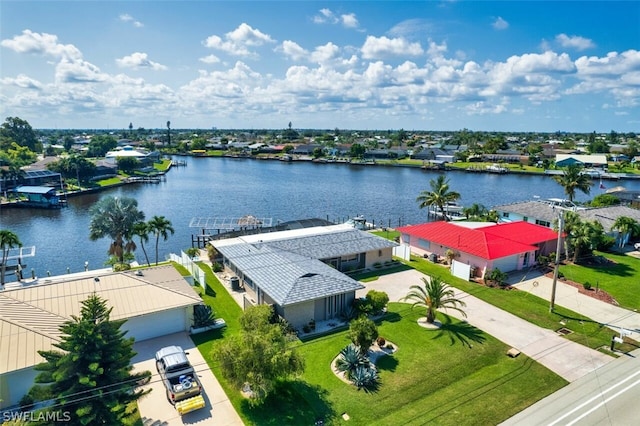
[122,308,189,342]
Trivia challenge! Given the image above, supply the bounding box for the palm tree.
[1,230,22,287]
[462,203,487,220]
[416,175,461,221]
[132,221,151,266]
[89,196,145,264]
[570,220,604,263]
[402,275,467,324]
[552,164,592,202]
[147,215,175,265]
[612,216,640,248]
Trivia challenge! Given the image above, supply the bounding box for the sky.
[1,1,639,132]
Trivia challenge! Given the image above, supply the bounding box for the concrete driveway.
[357,269,612,382]
[132,332,243,426]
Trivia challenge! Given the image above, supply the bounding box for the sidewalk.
[507,269,640,342]
[358,269,613,382]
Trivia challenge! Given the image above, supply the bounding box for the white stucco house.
[0,265,202,409]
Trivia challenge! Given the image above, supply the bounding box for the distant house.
[105,145,160,166]
[213,224,397,329]
[0,265,202,409]
[555,154,607,168]
[493,200,640,245]
[397,221,559,277]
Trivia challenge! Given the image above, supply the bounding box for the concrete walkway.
[357,269,612,382]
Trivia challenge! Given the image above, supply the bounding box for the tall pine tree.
[29,294,151,425]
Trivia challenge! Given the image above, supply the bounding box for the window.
[523,216,528,222]
[502,212,509,218]
[378,249,382,257]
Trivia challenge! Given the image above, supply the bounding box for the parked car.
[155,345,205,415]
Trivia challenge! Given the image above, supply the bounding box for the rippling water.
[2,158,638,277]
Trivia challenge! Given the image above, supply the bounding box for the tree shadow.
[375,353,399,372]
[432,316,486,348]
[241,380,334,425]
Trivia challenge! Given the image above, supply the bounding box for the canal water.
[3,158,639,277]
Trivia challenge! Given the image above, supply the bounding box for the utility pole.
[550,209,564,312]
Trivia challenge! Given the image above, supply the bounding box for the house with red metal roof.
[397,221,559,278]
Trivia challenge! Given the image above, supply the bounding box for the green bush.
[583,282,592,290]
[366,290,389,314]
[193,304,216,328]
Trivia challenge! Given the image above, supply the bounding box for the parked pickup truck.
[155,345,205,415]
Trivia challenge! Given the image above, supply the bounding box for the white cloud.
[116,52,167,70]
[313,8,359,29]
[203,23,274,58]
[555,34,595,51]
[492,17,509,30]
[119,13,143,28]
[0,74,43,89]
[199,54,221,64]
[280,40,308,61]
[310,43,341,64]
[361,36,423,59]
[55,58,106,83]
[1,29,82,60]
[340,13,359,29]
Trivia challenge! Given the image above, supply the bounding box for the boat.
[486,164,508,174]
[429,202,466,221]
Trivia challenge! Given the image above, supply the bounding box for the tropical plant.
[335,344,366,380]
[132,221,151,266]
[485,268,508,287]
[570,220,604,263]
[611,216,640,248]
[89,196,145,264]
[193,304,216,328]
[185,247,200,259]
[147,215,175,265]
[552,164,592,202]
[0,229,22,287]
[29,294,151,424]
[444,249,459,265]
[462,203,488,219]
[348,316,378,356]
[351,364,380,392]
[416,175,461,221]
[402,275,467,324]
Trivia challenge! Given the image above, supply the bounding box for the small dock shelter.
[14,186,62,208]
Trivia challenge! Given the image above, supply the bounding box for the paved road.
[501,348,640,426]
[357,269,612,382]
[132,332,244,426]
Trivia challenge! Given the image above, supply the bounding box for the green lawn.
[190,264,566,425]
[560,251,640,310]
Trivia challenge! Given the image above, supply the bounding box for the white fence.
[168,252,207,289]
[392,244,411,261]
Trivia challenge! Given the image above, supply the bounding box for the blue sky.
[1,1,639,132]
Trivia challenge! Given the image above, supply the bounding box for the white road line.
[565,378,640,426]
[548,369,640,426]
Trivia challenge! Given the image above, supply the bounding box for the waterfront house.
[397,221,559,278]
[212,224,397,330]
[555,154,607,168]
[0,265,202,409]
[14,185,62,208]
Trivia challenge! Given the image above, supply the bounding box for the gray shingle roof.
[215,228,396,306]
[261,228,397,259]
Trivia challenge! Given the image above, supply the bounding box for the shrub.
[351,364,380,392]
[353,297,373,315]
[583,282,592,290]
[366,290,389,314]
[212,262,223,272]
[376,336,386,347]
[335,344,365,380]
[193,304,216,328]
[349,316,378,356]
